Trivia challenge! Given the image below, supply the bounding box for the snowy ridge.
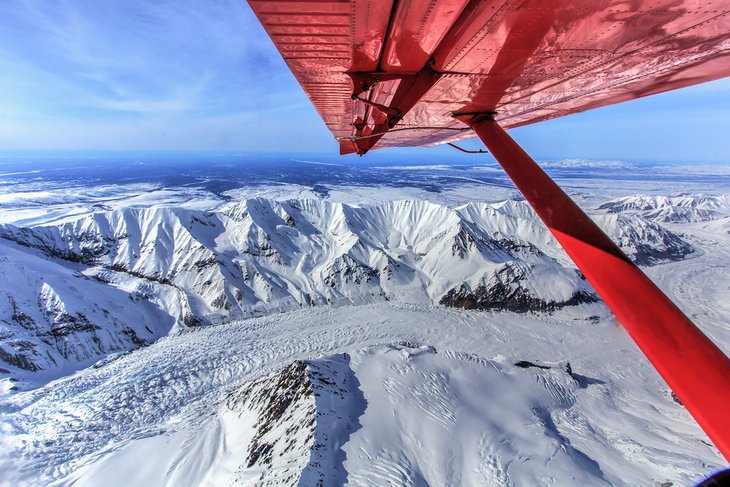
[0,239,180,386]
[0,198,693,384]
[598,194,730,223]
[217,354,363,486]
[91,356,363,487]
[590,213,694,265]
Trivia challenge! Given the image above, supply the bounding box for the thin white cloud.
[0,0,330,149]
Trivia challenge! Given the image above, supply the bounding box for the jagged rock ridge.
[221,354,363,486]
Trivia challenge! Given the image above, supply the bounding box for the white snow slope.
[1,303,725,487]
[0,194,728,486]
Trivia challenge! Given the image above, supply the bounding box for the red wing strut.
[459,113,730,461]
[248,0,730,461]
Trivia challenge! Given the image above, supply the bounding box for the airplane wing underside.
[248,0,730,155]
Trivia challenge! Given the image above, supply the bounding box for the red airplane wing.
[248,0,730,155]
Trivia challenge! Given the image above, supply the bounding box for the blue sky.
[0,0,728,163]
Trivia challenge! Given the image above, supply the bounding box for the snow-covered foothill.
[0,239,181,390]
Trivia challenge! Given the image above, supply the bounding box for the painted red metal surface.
[249,0,730,154]
[462,115,730,462]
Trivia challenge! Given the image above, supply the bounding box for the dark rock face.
[452,225,479,259]
[440,265,597,313]
[440,283,596,312]
[225,359,318,485]
[497,238,545,259]
[0,343,42,371]
[514,361,551,370]
[0,312,105,371]
[451,224,506,260]
[46,313,99,338]
[224,355,364,486]
[323,254,378,287]
[239,360,312,469]
[671,391,683,406]
[0,225,114,264]
[627,230,694,266]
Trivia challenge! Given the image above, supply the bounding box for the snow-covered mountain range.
[0,198,695,384]
[599,194,730,223]
[0,198,693,383]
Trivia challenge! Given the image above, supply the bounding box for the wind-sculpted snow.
[599,194,730,223]
[1,305,723,486]
[0,198,694,383]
